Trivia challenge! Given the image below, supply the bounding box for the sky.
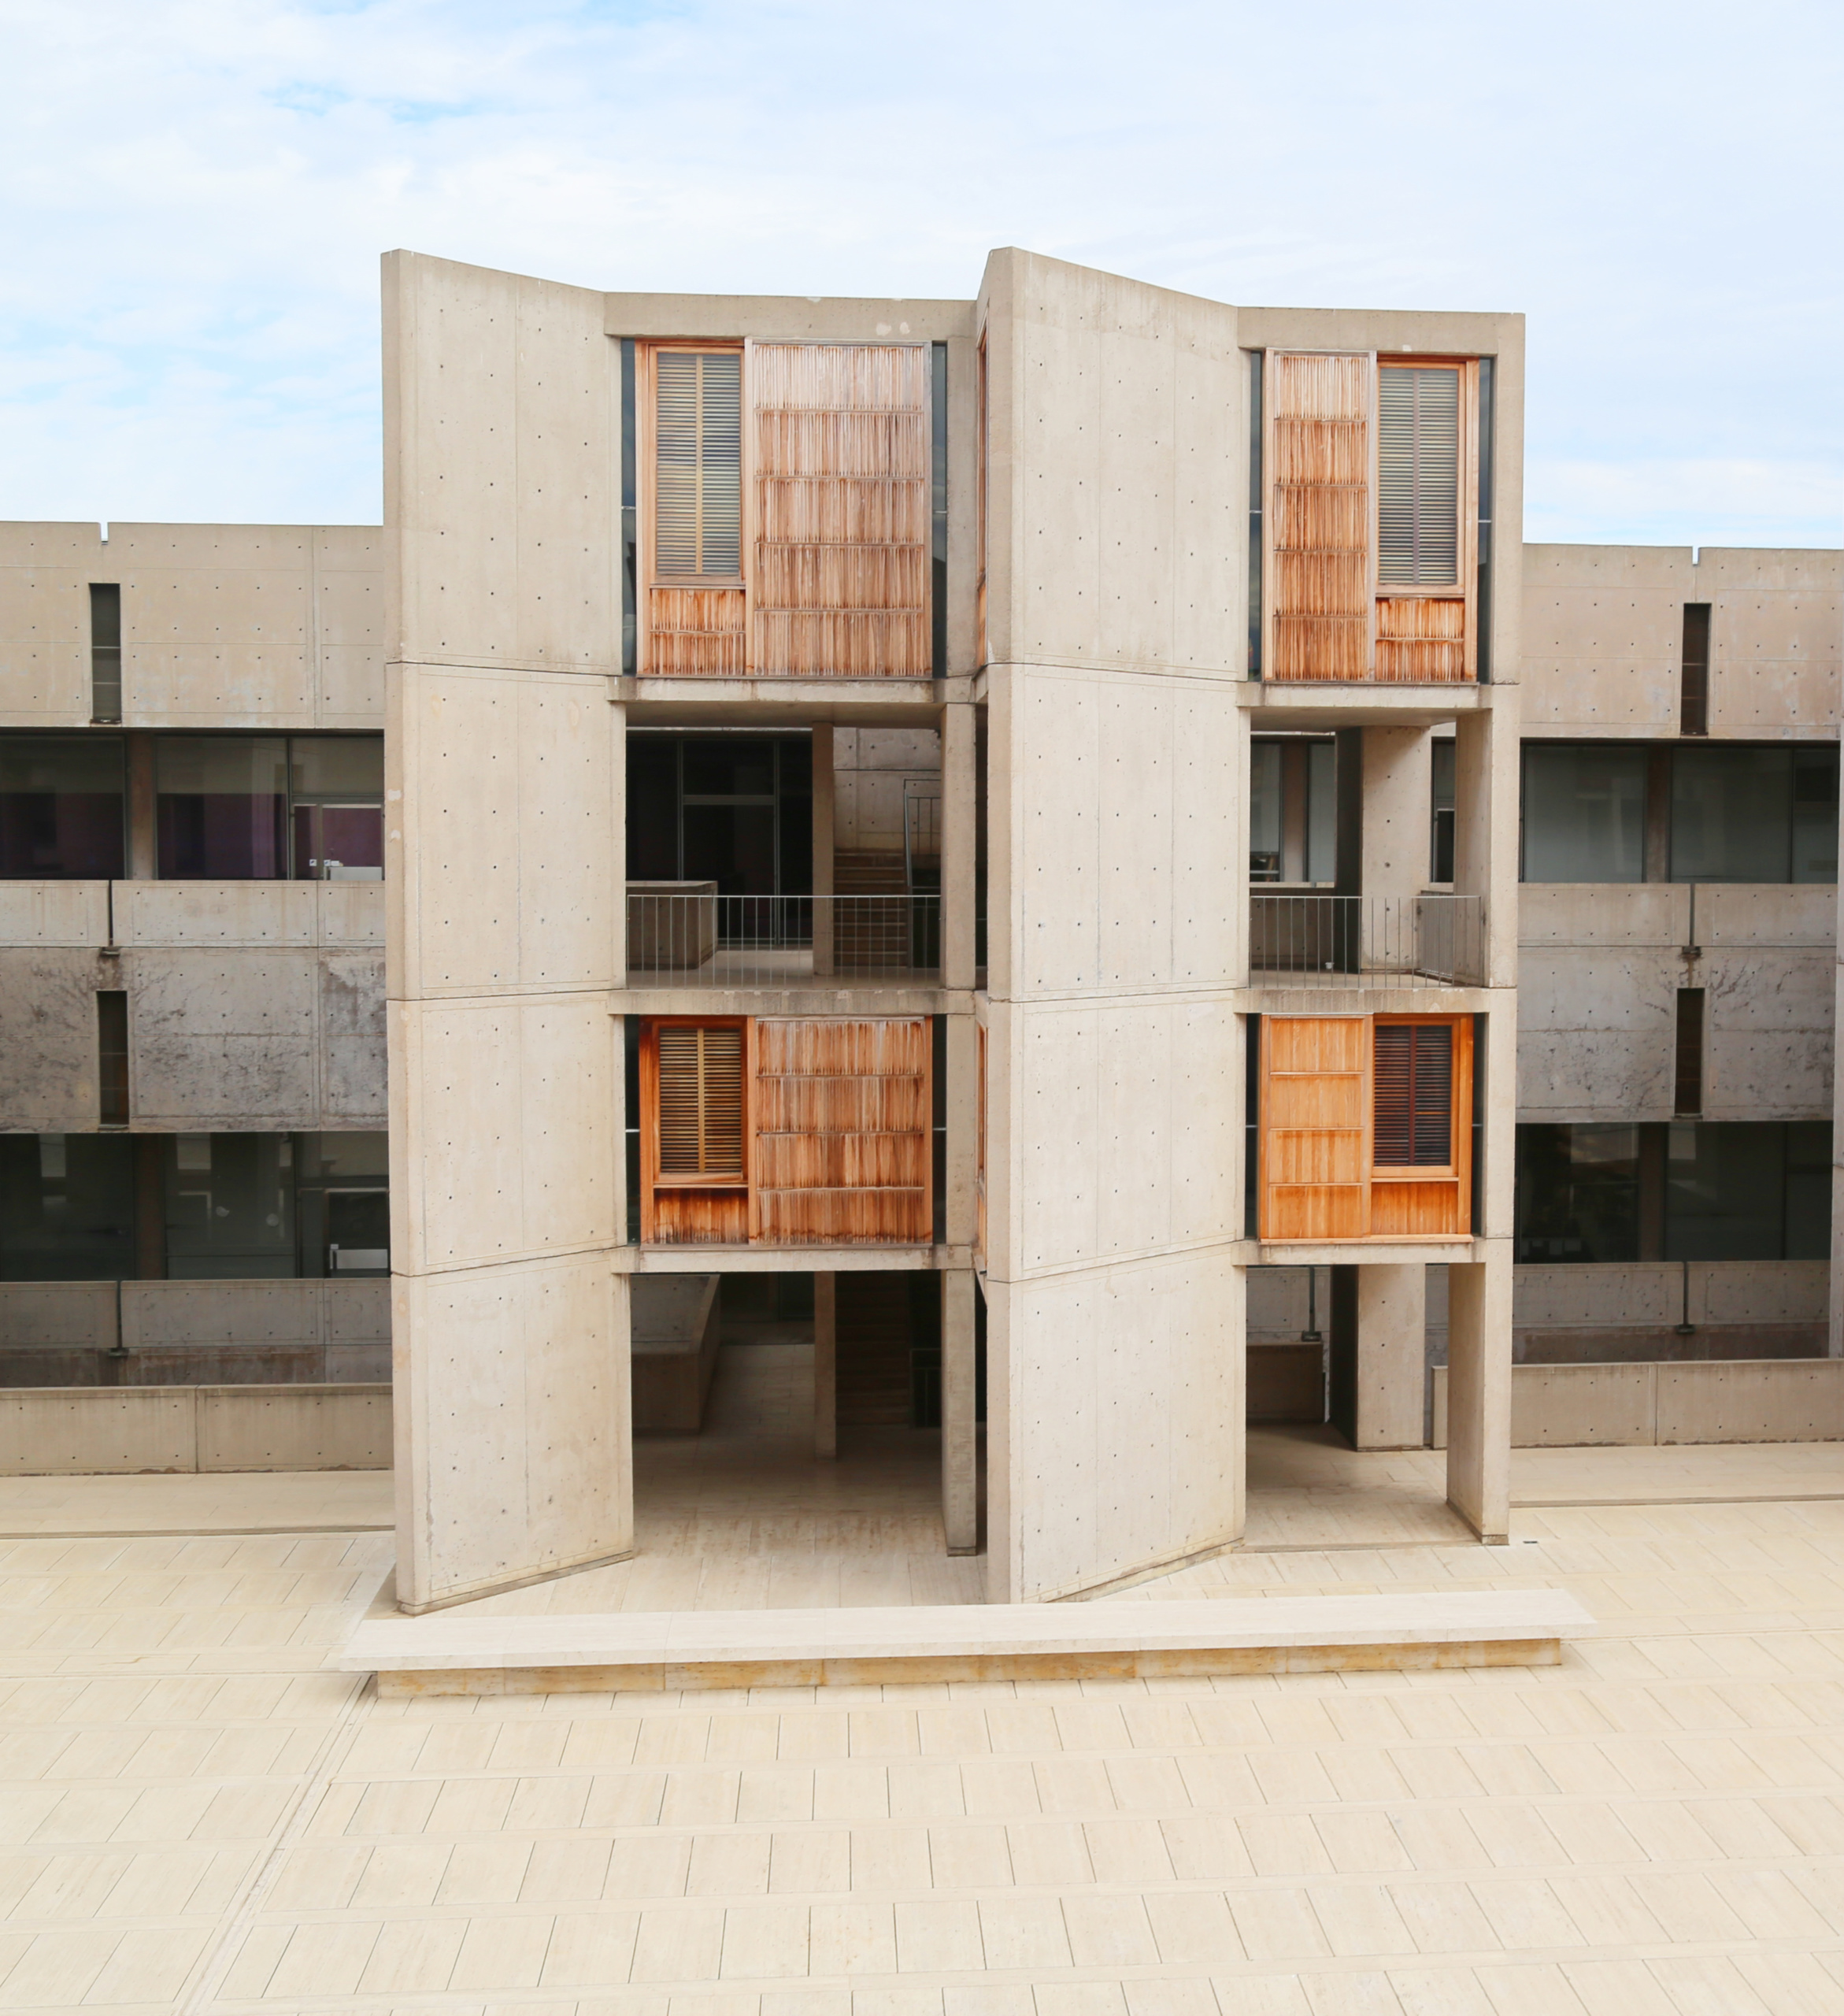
[0,0,1840,548]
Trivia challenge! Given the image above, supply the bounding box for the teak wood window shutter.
[639,1016,751,1243]
[1260,1013,1472,1241]
[638,342,749,676]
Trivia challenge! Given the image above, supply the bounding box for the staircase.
[836,1272,920,1428]
[831,850,912,971]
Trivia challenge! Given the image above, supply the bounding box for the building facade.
[0,250,1837,1611]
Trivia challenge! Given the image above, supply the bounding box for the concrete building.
[0,250,1838,1612]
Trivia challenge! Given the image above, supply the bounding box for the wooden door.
[1260,1015,1370,1240]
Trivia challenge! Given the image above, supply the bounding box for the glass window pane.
[682,739,775,799]
[1671,745,1792,881]
[0,1134,136,1280]
[1306,741,1338,884]
[1250,743,1282,880]
[290,736,383,799]
[1785,1121,1833,1258]
[1522,744,1646,881]
[298,1132,389,1180]
[162,1133,296,1277]
[1664,1121,1784,1260]
[0,736,126,879]
[156,737,287,879]
[1514,1123,1638,1262]
[1792,747,1838,884]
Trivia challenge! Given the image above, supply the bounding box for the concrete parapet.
[1433,1358,1844,1447]
[0,1382,390,1473]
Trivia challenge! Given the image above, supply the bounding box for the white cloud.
[0,0,1839,543]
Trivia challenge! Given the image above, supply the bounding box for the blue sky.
[1,0,1839,546]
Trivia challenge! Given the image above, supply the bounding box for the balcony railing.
[1250,893,1484,988]
[628,891,942,986]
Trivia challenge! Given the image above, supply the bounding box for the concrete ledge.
[340,1590,1595,1697]
[0,1384,391,1474]
[1433,1359,1844,1447]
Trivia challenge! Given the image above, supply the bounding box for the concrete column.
[811,724,834,977]
[942,702,976,989]
[1454,697,1520,990]
[944,1015,978,1249]
[1353,1263,1426,1449]
[125,733,156,880]
[1446,1243,1512,1543]
[813,1270,836,1458]
[1361,727,1431,910]
[941,1267,976,1552]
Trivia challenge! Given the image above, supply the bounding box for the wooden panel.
[751,344,931,679]
[646,586,746,676]
[1376,595,1467,683]
[1267,353,1372,683]
[752,1015,931,1244]
[639,1017,750,1245]
[651,1191,750,1244]
[640,339,749,678]
[1261,1014,1368,1242]
[1368,1180,1464,1239]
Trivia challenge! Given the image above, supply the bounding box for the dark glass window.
[295,1132,390,1277]
[1431,739,1456,881]
[0,736,125,878]
[89,584,122,724]
[1671,744,1839,883]
[1249,737,1335,884]
[162,1134,296,1278]
[1521,744,1646,882]
[0,1134,135,1280]
[290,739,384,881]
[156,736,382,880]
[1664,1121,1833,1262]
[1514,1124,1639,1262]
[626,732,813,895]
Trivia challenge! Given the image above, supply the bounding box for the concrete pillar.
[1361,727,1431,910]
[1446,1243,1512,1543]
[813,1270,836,1458]
[811,724,834,977]
[132,1136,165,1280]
[942,702,976,989]
[941,1267,976,1552]
[1353,1263,1426,1449]
[944,1016,977,1250]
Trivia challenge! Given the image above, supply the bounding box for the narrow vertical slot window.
[1674,988,1705,1115]
[1430,739,1456,882]
[89,584,122,724]
[1372,1022,1453,1169]
[654,350,742,579]
[1246,350,1264,677]
[620,338,638,674]
[97,990,129,1125]
[1377,369,1461,587]
[931,342,948,675]
[1680,602,1711,736]
[975,332,989,666]
[656,1023,745,1176]
[1475,358,1494,680]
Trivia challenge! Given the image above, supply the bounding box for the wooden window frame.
[636,340,751,677]
[638,1015,754,1242]
[1258,1010,1472,1242]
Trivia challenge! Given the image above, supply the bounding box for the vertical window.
[1246,350,1264,676]
[1521,743,1647,882]
[0,736,125,879]
[931,341,948,676]
[1475,357,1494,680]
[290,737,384,880]
[1680,602,1711,736]
[656,1024,745,1177]
[1430,739,1456,881]
[88,584,121,724]
[620,337,638,675]
[1513,1124,1640,1262]
[1250,743,1282,880]
[654,350,742,579]
[97,991,129,1126]
[1674,988,1705,1116]
[1372,1022,1453,1168]
[1377,367,1461,586]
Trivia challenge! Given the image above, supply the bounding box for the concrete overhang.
[1242,684,1491,730]
[617,676,969,725]
[618,1243,970,1273]
[1257,1240,1482,1267]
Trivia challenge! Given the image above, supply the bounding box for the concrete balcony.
[626,890,942,989]
[1250,892,1485,990]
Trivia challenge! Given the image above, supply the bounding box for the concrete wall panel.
[129,949,320,1124]
[0,882,109,948]
[197,1384,391,1470]
[1515,1261,1827,1330]
[0,949,107,1125]
[0,1390,194,1473]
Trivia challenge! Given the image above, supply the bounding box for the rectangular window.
[1513,1124,1639,1262]
[620,336,638,676]
[1250,742,1282,880]
[1662,1121,1829,1262]
[0,1133,136,1280]
[1521,743,1647,882]
[654,349,742,579]
[1246,349,1264,677]
[162,1133,297,1278]
[1430,738,1456,881]
[97,991,129,1125]
[1680,602,1711,736]
[1671,743,1839,883]
[289,737,384,880]
[0,736,126,879]
[89,584,121,724]
[656,1023,746,1177]
[294,1132,390,1277]
[1250,737,1336,884]
[931,341,949,676]
[1372,1022,1453,1167]
[1674,988,1705,1115]
[1377,367,1461,587]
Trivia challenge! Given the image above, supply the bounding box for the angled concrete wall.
[386,251,629,1612]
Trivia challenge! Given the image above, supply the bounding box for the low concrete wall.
[1432,1359,1844,1448]
[1513,1261,1829,1363]
[0,1278,391,1385]
[0,1383,391,1473]
[632,1276,721,1433]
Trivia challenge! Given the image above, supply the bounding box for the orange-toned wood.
[1371,356,1479,684]
[750,343,931,679]
[639,1015,751,1244]
[751,1016,931,1244]
[1369,1012,1472,1238]
[638,341,749,677]
[1260,1014,1370,1240]
[1265,352,1374,683]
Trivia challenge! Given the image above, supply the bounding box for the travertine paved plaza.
[4,1448,1844,2013]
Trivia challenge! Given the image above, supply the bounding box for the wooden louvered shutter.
[655,1024,745,1177]
[751,343,931,677]
[655,351,742,578]
[1267,352,1373,682]
[1259,1016,1370,1240]
[1378,368,1459,587]
[1372,1022,1453,1169]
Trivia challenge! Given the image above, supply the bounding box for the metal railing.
[628,891,942,985]
[1250,892,1484,988]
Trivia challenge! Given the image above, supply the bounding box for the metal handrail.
[1249,891,1484,988]
[627,891,942,985]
